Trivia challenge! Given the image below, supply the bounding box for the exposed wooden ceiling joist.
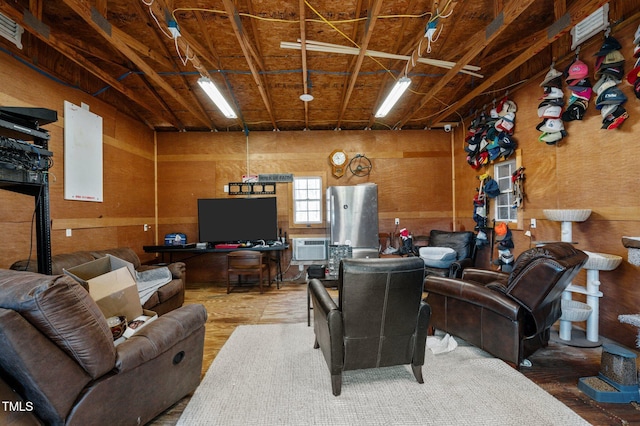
[0,0,635,132]
[60,0,213,128]
[428,0,610,126]
[398,0,539,128]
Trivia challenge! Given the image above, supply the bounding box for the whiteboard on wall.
[64,101,103,202]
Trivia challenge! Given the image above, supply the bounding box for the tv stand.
[143,243,289,287]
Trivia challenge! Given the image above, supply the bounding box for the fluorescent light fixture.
[374,77,411,118]
[197,76,237,119]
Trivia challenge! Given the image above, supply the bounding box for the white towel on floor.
[426,333,458,354]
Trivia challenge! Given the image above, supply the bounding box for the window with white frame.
[493,159,517,222]
[293,176,323,224]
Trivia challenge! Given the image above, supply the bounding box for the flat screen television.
[197,197,278,244]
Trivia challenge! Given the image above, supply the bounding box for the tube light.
[374,77,411,118]
[197,77,237,119]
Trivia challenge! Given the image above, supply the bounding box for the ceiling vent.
[0,12,23,49]
[571,4,609,50]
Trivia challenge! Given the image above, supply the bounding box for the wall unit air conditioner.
[293,238,328,261]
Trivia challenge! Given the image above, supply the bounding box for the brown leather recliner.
[309,257,431,396]
[0,269,207,425]
[423,242,587,367]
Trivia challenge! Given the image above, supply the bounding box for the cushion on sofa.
[0,270,116,379]
[419,246,457,268]
[11,251,96,275]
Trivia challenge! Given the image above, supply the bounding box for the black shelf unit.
[0,107,56,275]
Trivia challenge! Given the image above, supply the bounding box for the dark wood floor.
[149,278,640,425]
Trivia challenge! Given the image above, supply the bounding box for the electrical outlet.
[66,229,72,237]
[395,218,400,225]
[144,224,149,232]
[168,21,180,38]
[530,218,537,229]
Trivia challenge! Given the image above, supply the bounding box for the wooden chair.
[227,251,270,294]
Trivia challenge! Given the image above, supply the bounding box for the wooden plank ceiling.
[0,0,624,132]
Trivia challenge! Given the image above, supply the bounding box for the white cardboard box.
[64,255,143,321]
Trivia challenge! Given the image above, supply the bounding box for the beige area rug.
[178,323,590,425]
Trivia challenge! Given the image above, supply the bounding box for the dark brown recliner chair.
[423,242,587,367]
[309,257,431,396]
[421,230,477,278]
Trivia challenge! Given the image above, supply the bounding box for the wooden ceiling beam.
[0,2,171,129]
[335,0,384,129]
[154,4,243,129]
[163,5,225,72]
[334,0,365,129]
[116,28,175,70]
[398,0,538,128]
[28,0,42,19]
[237,0,267,71]
[366,0,445,129]
[140,0,240,129]
[221,0,278,130]
[427,0,610,125]
[60,0,213,129]
[298,0,310,129]
[131,0,188,130]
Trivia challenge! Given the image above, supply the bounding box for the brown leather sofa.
[309,257,431,396]
[423,242,587,367]
[0,268,207,425]
[10,247,185,316]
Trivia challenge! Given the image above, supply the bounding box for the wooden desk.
[143,244,289,287]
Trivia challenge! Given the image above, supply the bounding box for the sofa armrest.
[449,258,474,278]
[137,262,185,281]
[115,304,207,373]
[413,302,431,366]
[461,268,509,284]
[308,279,344,374]
[424,276,521,320]
[166,262,186,280]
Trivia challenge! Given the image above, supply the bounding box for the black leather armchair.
[422,230,477,278]
[423,242,587,367]
[309,257,431,396]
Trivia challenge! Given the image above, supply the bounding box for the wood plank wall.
[1,19,639,347]
[155,129,454,283]
[453,21,640,347]
[0,52,156,268]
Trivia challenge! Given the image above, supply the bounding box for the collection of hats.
[472,173,503,249]
[537,67,567,145]
[493,222,515,273]
[593,35,629,130]
[464,98,518,169]
[562,57,591,122]
[626,24,640,100]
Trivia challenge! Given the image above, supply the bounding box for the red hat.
[566,59,588,81]
[626,65,640,86]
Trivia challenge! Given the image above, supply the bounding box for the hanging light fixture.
[197,76,237,119]
[374,77,411,118]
